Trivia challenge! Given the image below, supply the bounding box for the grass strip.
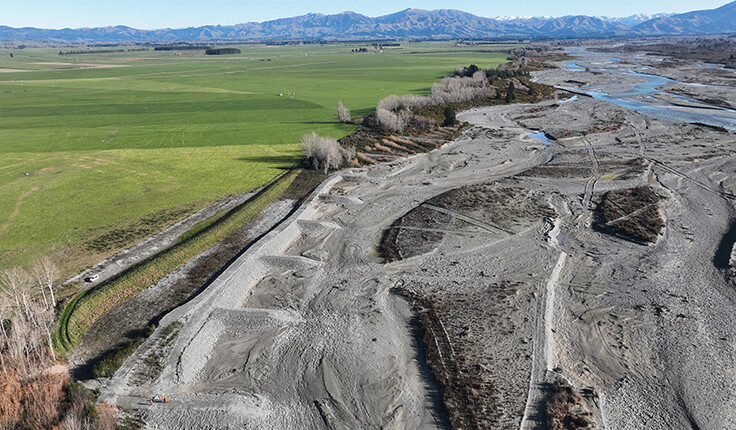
[54,170,299,352]
[174,210,230,244]
[52,290,85,351]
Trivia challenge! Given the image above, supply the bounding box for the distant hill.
[634,1,736,34]
[1,2,735,43]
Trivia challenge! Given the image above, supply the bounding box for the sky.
[1,0,731,29]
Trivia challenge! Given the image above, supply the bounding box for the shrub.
[506,81,516,103]
[95,402,118,430]
[595,186,663,244]
[60,382,118,430]
[546,379,593,430]
[24,373,67,429]
[443,107,457,127]
[0,367,23,429]
[118,415,145,430]
[63,381,96,408]
[409,115,436,130]
[91,324,155,378]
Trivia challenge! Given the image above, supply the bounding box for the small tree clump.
[377,94,433,113]
[454,64,479,77]
[300,132,355,173]
[430,72,492,104]
[335,101,351,123]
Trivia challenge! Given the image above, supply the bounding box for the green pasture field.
[0,41,515,274]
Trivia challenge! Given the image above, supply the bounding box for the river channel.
[562,49,736,129]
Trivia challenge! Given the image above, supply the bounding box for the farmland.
[0,42,512,275]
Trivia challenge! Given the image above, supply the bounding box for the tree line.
[154,45,212,51]
[58,48,148,56]
[205,48,241,55]
[455,64,529,79]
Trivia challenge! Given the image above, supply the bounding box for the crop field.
[0,42,514,274]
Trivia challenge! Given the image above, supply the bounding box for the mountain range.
[1,2,735,43]
[600,13,672,26]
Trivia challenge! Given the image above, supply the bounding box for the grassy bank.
[54,169,299,352]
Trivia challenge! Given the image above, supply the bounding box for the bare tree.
[31,256,59,308]
[377,94,404,111]
[0,268,33,320]
[301,132,354,173]
[430,74,493,104]
[33,303,56,362]
[59,413,83,430]
[0,266,56,366]
[335,101,351,123]
[0,298,8,370]
[376,108,409,133]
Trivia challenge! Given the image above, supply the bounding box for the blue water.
[562,55,736,130]
[698,63,736,75]
[529,132,553,148]
[559,95,578,104]
[564,62,586,71]
[585,90,736,128]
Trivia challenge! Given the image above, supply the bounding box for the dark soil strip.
[403,301,452,429]
[392,286,497,429]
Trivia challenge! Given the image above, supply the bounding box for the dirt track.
[100,49,736,429]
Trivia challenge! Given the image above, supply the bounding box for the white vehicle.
[85,274,100,282]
